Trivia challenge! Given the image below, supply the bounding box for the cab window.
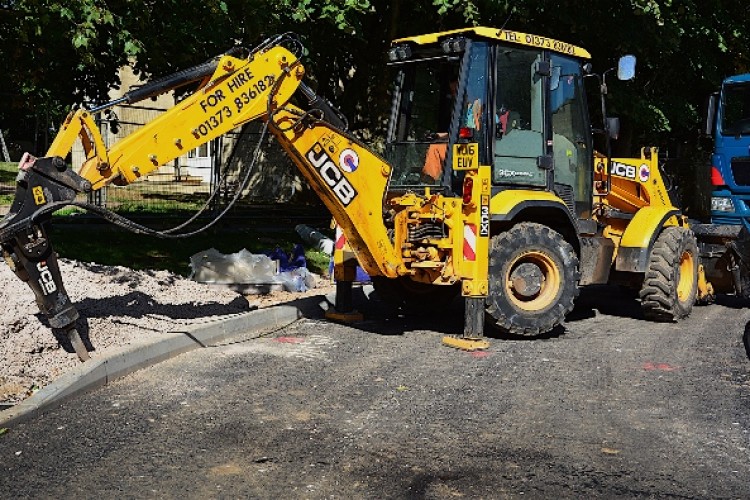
[550,54,593,218]
[493,47,545,186]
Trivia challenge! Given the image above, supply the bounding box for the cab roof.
[724,74,750,85]
[393,27,591,59]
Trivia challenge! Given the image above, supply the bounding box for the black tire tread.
[486,222,580,336]
[640,227,698,322]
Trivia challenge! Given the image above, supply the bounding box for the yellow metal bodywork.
[325,309,364,323]
[42,40,495,297]
[489,189,569,216]
[441,336,490,351]
[268,106,403,278]
[593,147,684,265]
[697,264,715,303]
[458,164,491,296]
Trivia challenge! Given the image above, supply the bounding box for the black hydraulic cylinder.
[298,83,349,130]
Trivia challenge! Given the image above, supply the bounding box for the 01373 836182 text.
[192,73,276,138]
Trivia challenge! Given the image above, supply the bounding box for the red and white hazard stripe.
[335,225,346,250]
[463,223,477,261]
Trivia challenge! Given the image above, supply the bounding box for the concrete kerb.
[0,295,329,429]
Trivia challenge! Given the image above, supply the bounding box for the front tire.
[639,226,699,321]
[486,223,580,335]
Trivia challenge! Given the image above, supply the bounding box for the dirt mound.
[1,259,328,404]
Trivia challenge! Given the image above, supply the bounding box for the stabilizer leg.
[442,296,489,351]
[325,279,363,323]
[325,236,363,323]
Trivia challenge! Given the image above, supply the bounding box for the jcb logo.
[307,144,358,207]
[610,162,636,179]
[36,261,57,295]
[32,186,46,205]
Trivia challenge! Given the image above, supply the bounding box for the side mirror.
[607,117,620,140]
[703,92,718,137]
[617,55,636,81]
[550,66,561,91]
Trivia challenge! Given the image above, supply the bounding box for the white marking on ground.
[219,334,336,361]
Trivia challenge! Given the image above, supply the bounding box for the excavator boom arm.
[0,34,402,343]
[66,45,303,190]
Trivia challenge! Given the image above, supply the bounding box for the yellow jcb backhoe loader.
[0,29,715,359]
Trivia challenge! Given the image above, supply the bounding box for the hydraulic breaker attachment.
[0,154,91,360]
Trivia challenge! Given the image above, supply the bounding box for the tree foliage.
[0,0,748,155]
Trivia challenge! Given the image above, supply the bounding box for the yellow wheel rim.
[504,251,561,312]
[676,249,695,303]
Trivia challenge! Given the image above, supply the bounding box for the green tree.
[1,0,748,156]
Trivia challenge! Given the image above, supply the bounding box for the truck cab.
[707,74,750,225]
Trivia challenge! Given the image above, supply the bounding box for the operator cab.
[385,28,594,219]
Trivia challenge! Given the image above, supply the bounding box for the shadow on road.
[567,285,644,322]
[329,286,570,341]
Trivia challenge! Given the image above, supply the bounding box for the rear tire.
[639,226,699,321]
[486,223,580,335]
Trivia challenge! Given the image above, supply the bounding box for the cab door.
[549,55,593,218]
[491,46,547,188]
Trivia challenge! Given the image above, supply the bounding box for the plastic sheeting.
[189,248,316,292]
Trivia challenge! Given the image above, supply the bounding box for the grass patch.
[48,223,332,277]
[104,183,211,212]
[0,162,16,184]
[0,162,333,277]
[1,162,17,205]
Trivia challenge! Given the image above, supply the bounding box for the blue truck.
[705,73,750,225]
[692,74,750,296]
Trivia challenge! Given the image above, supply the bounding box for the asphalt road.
[1,286,749,498]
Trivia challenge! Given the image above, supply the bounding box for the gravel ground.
[0,259,332,404]
[1,288,748,497]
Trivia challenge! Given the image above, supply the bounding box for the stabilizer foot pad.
[325,310,364,323]
[442,336,490,351]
